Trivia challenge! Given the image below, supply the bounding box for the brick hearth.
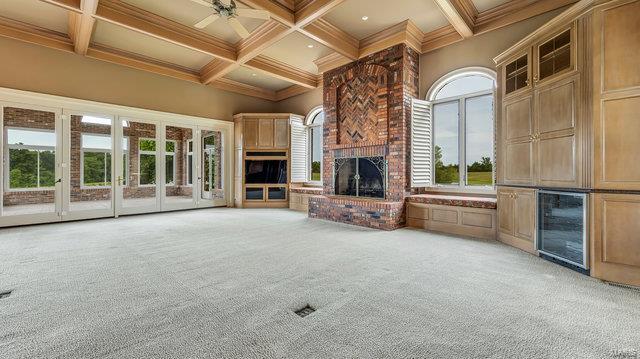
[309,43,419,230]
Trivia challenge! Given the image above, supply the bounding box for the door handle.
[55,178,62,184]
[117,176,123,186]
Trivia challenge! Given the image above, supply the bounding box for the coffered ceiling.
[0,0,578,102]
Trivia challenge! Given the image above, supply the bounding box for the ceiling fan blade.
[227,17,250,38]
[219,0,232,5]
[236,8,270,20]
[194,14,220,28]
[190,0,213,7]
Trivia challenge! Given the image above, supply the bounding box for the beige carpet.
[0,208,638,358]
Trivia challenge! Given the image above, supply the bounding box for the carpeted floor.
[0,208,638,359]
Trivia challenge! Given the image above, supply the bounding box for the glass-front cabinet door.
[534,25,574,85]
[503,51,531,97]
[0,103,63,226]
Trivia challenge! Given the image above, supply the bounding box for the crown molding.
[359,20,424,58]
[0,16,74,52]
[39,0,81,13]
[246,55,318,88]
[421,25,464,53]
[87,44,202,83]
[210,77,277,101]
[240,0,296,27]
[275,84,312,101]
[314,52,351,73]
[476,0,580,36]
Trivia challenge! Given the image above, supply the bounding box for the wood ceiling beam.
[239,0,295,27]
[68,0,99,55]
[39,0,82,13]
[200,58,238,85]
[474,0,579,35]
[94,1,236,62]
[433,0,474,38]
[294,0,346,28]
[246,55,318,88]
[0,16,74,53]
[300,18,358,60]
[314,52,350,73]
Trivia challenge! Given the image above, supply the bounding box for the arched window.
[305,106,324,183]
[426,67,496,188]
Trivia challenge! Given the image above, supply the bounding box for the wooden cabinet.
[497,187,536,254]
[591,193,640,286]
[237,115,290,150]
[233,113,302,208]
[497,20,581,188]
[593,0,640,190]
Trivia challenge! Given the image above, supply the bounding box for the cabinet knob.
[525,79,530,86]
[533,75,539,83]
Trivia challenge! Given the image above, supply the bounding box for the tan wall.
[274,8,567,114]
[419,8,566,98]
[0,37,275,121]
[274,87,322,117]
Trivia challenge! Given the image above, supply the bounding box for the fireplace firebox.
[334,156,386,199]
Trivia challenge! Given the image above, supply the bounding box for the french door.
[0,102,229,228]
[0,102,63,226]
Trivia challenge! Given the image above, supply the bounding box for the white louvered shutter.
[290,117,308,182]
[410,98,433,187]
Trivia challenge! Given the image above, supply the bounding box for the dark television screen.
[245,160,287,184]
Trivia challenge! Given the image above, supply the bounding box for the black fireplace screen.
[334,156,385,198]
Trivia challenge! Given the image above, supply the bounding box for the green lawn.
[311,172,321,181]
[467,171,492,186]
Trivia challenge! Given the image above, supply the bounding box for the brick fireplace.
[308,44,419,230]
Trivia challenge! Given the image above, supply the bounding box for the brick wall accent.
[308,195,405,231]
[311,44,419,230]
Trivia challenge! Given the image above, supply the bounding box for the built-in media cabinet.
[233,113,303,208]
[494,0,640,286]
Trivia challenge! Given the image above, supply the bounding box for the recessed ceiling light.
[251,73,257,76]
[307,44,314,48]
[361,16,369,21]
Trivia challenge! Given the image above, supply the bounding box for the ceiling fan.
[190,0,270,39]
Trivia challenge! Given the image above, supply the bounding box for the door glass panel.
[465,95,494,186]
[122,121,157,208]
[433,101,459,185]
[505,55,528,95]
[245,187,263,200]
[201,130,223,201]
[70,115,113,212]
[538,192,586,267]
[267,187,286,200]
[2,107,58,216]
[538,29,571,81]
[165,126,192,205]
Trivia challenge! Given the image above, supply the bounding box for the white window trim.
[80,133,112,189]
[305,105,323,186]
[138,137,157,187]
[122,136,129,187]
[426,67,497,193]
[186,139,193,187]
[4,127,56,192]
[165,140,176,186]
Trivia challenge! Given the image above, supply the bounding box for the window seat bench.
[405,194,497,240]
[289,185,323,212]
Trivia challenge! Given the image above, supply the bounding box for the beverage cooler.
[537,191,588,271]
